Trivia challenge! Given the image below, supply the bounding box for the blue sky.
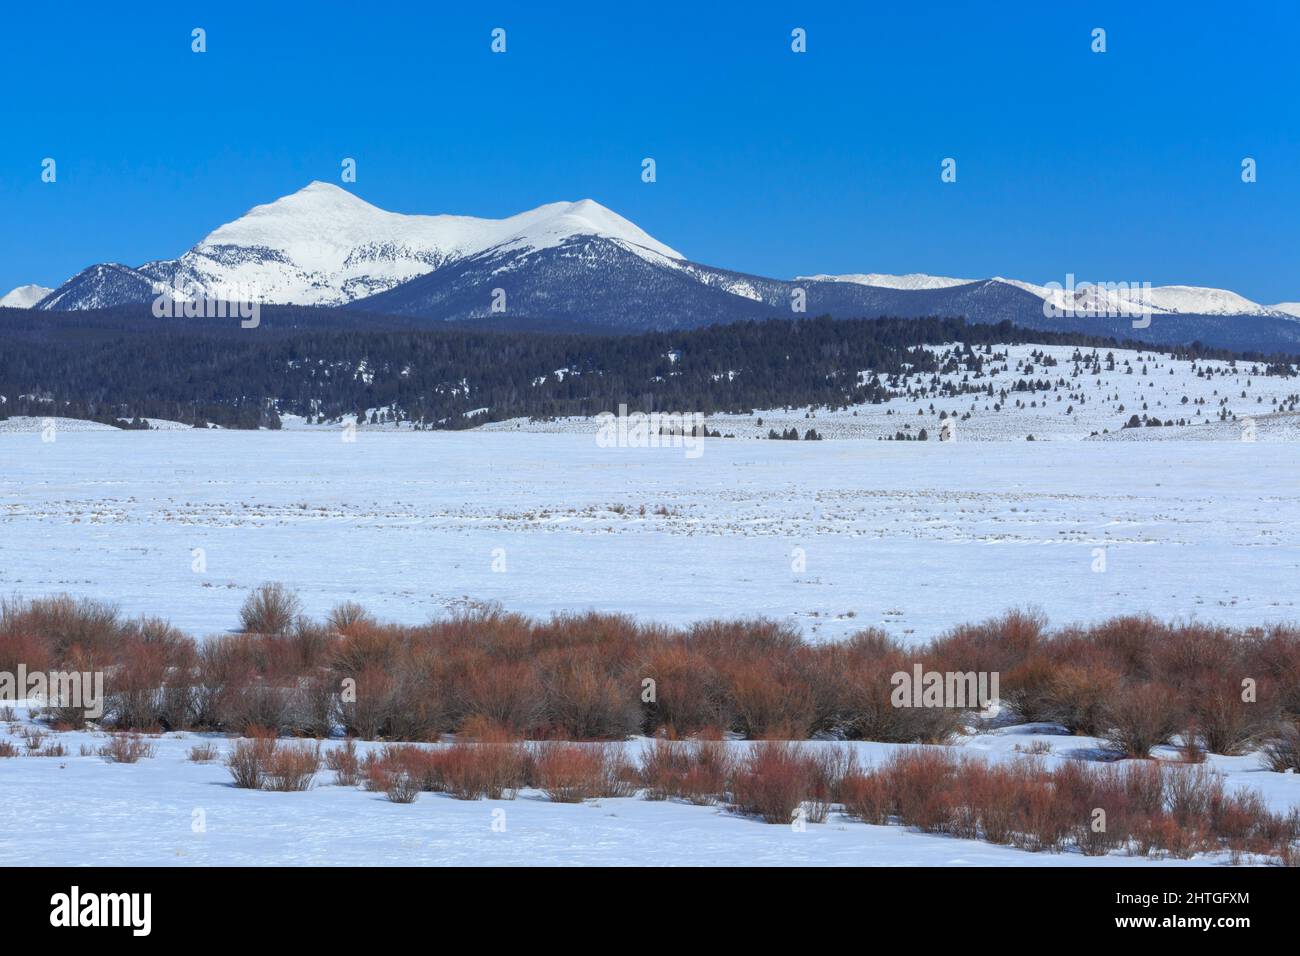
[2,1,1297,301]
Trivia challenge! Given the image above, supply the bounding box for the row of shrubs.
[210,733,1299,863]
[4,592,1300,758]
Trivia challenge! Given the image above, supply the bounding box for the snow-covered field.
[1,427,1297,643]
[1,707,1293,866]
[3,379,1299,867]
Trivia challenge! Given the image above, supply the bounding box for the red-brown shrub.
[239,583,302,636]
[226,730,277,789]
[806,746,856,823]
[831,750,1283,860]
[542,658,640,740]
[679,740,732,805]
[361,744,440,792]
[1001,654,1063,724]
[386,771,420,803]
[639,738,689,801]
[338,663,395,740]
[188,741,220,762]
[325,738,360,786]
[1012,773,1073,852]
[839,770,892,825]
[0,619,52,677]
[1103,682,1187,757]
[532,742,633,802]
[726,657,818,739]
[1040,658,1121,735]
[1245,626,1300,718]
[105,639,170,730]
[461,660,543,736]
[928,609,1047,678]
[639,737,733,805]
[4,595,1300,755]
[730,741,818,824]
[1151,623,1238,688]
[3,594,125,660]
[1080,615,1163,680]
[1050,760,1131,855]
[1262,722,1300,772]
[430,742,529,800]
[1122,759,1166,816]
[1188,677,1269,755]
[954,759,1021,843]
[98,732,157,763]
[640,645,728,735]
[831,656,963,743]
[327,601,372,636]
[261,741,321,791]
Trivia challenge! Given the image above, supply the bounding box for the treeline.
[0,305,1291,429]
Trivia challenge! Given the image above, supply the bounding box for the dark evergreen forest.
[1,305,1292,430]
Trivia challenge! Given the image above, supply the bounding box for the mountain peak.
[284,181,379,208]
[502,198,683,260]
[0,283,55,308]
[35,184,685,308]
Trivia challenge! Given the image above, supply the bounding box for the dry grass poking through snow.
[188,741,220,763]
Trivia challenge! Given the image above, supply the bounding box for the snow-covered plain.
[1,708,1294,867]
[0,426,1298,643]
[3,396,1300,866]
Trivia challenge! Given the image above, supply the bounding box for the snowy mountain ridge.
[797,272,975,291]
[9,183,1300,354]
[28,182,684,310]
[808,273,1294,318]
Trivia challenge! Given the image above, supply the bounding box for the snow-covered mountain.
[806,273,1288,318]
[797,272,975,291]
[36,264,162,311]
[356,234,788,330]
[38,182,683,309]
[0,284,53,308]
[23,181,1300,351]
[1138,285,1277,316]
